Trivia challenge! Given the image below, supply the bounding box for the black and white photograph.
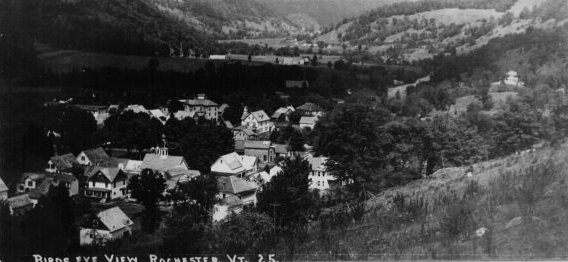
[0,0,567,261]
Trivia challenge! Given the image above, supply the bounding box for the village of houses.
[0,91,333,246]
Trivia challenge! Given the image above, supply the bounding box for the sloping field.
[392,8,503,26]
[298,141,568,260]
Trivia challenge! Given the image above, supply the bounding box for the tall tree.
[128,169,166,233]
[312,103,392,196]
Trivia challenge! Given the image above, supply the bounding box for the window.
[27,181,33,187]
[263,155,267,162]
[86,190,92,196]
[81,156,85,161]
[18,185,24,191]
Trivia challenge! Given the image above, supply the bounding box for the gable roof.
[271,107,294,119]
[50,153,78,171]
[218,176,258,195]
[73,104,107,112]
[174,110,195,121]
[180,98,219,107]
[19,172,47,183]
[7,194,33,209]
[219,104,229,113]
[244,140,272,150]
[125,105,148,114]
[96,207,133,233]
[0,177,7,192]
[300,116,318,125]
[87,167,124,183]
[140,153,188,172]
[273,144,289,154]
[297,103,323,112]
[244,110,270,122]
[81,147,111,165]
[211,152,257,175]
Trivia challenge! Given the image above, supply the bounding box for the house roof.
[297,103,323,112]
[243,110,270,122]
[73,104,107,112]
[28,178,54,199]
[244,140,272,150]
[270,166,283,177]
[149,109,167,122]
[88,167,123,183]
[211,152,257,175]
[224,120,234,129]
[219,104,229,113]
[218,176,258,195]
[222,195,243,207]
[125,105,148,114]
[305,155,328,171]
[271,107,294,119]
[165,169,200,190]
[97,207,133,233]
[19,172,47,183]
[123,160,142,173]
[50,153,78,171]
[300,116,318,126]
[273,144,289,154]
[174,111,195,121]
[179,98,219,107]
[256,171,275,183]
[81,147,111,165]
[51,173,78,183]
[7,194,33,209]
[234,126,256,136]
[0,177,8,192]
[140,153,188,172]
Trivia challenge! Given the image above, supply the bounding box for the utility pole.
[269,203,281,226]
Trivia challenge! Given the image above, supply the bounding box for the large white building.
[178,94,220,121]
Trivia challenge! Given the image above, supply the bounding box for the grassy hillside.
[296,141,568,260]
[265,0,418,29]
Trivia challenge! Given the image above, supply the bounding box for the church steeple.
[158,134,168,159]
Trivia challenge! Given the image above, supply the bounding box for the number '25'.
[258,254,276,262]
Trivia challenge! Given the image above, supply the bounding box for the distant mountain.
[150,0,299,37]
[1,0,300,58]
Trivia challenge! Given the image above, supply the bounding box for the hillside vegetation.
[296,142,568,260]
[318,0,567,63]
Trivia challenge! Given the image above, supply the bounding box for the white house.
[79,207,133,246]
[84,167,128,200]
[178,94,220,121]
[46,153,78,174]
[16,172,46,194]
[305,154,335,191]
[241,107,274,134]
[504,70,525,87]
[211,152,258,178]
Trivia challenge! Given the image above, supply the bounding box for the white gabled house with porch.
[84,167,128,201]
